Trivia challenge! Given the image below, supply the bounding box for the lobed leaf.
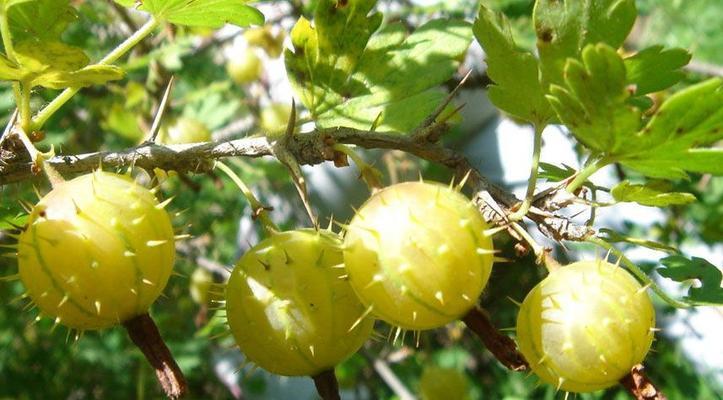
[473,4,550,125]
[115,0,264,28]
[611,180,696,207]
[546,43,642,155]
[620,78,723,178]
[0,40,124,89]
[8,0,76,41]
[657,255,723,305]
[286,0,471,132]
[624,46,691,96]
[533,0,636,90]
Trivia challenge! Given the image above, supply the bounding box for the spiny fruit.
[343,181,495,330]
[158,117,212,145]
[16,171,175,330]
[244,25,285,58]
[419,366,470,400]
[259,103,293,135]
[516,260,656,393]
[226,48,263,85]
[225,229,374,377]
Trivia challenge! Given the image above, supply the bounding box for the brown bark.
[312,369,341,400]
[123,313,188,399]
[620,364,667,400]
[462,307,528,371]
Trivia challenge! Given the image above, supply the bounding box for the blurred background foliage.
[0,0,721,399]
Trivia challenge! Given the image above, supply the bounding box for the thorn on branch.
[410,69,472,139]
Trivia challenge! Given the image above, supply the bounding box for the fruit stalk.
[620,365,667,400]
[123,313,187,399]
[461,308,528,371]
[312,369,341,400]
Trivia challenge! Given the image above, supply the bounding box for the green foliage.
[619,78,723,179]
[657,256,723,304]
[113,0,264,28]
[547,43,641,155]
[286,0,471,132]
[7,0,75,41]
[473,4,549,124]
[624,46,691,96]
[532,0,636,90]
[0,41,124,89]
[611,181,696,207]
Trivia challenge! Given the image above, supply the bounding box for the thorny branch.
[0,124,594,242]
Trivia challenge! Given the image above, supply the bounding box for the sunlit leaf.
[625,46,691,96]
[474,4,550,125]
[546,43,642,155]
[286,0,471,132]
[611,180,696,207]
[533,0,636,90]
[115,0,264,28]
[658,255,723,304]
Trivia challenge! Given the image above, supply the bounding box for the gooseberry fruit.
[225,229,374,376]
[260,103,293,135]
[158,117,212,145]
[17,171,175,330]
[189,267,215,306]
[343,181,494,330]
[516,260,656,393]
[244,25,285,58]
[419,366,470,400]
[226,48,263,85]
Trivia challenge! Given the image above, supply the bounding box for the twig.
[620,364,667,400]
[311,369,341,400]
[361,350,416,400]
[123,313,187,399]
[461,307,528,371]
[0,127,593,242]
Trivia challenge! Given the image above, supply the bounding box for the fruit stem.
[462,307,529,371]
[587,237,691,308]
[215,161,279,234]
[31,17,160,131]
[332,144,384,191]
[620,364,668,400]
[509,123,545,221]
[123,313,188,399]
[565,157,611,194]
[311,369,341,400]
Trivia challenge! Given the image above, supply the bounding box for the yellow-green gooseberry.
[17,171,175,330]
[343,181,495,330]
[225,229,374,377]
[516,260,656,393]
[158,117,212,145]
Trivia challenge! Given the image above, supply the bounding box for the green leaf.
[286,0,471,132]
[8,0,76,41]
[119,0,264,28]
[598,228,678,254]
[657,255,723,304]
[473,4,550,124]
[538,162,575,182]
[0,40,124,89]
[533,0,636,90]
[546,43,641,155]
[625,46,691,96]
[620,78,723,178]
[611,180,696,207]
